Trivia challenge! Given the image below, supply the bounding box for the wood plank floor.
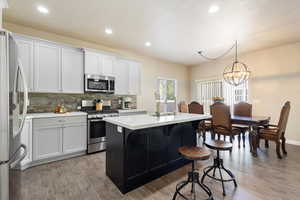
[13,139,300,200]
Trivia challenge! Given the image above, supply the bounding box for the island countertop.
[104,113,211,130]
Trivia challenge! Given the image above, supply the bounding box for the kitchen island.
[104,113,211,193]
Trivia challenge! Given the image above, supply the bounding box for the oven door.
[88,119,106,144]
[85,76,109,92]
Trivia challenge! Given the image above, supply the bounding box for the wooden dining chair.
[210,102,242,145]
[188,101,211,141]
[179,102,189,113]
[233,102,252,148]
[256,101,291,159]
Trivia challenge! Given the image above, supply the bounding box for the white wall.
[190,43,300,142]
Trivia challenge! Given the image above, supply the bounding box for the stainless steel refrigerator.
[0,30,29,200]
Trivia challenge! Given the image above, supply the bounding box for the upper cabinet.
[84,50,115,77]
[61,47,84,93]
[84,51,101,75]
[14,34,84,94]
[115,59,141,95]
[115,59,130,95]
[15,36,34,92]
[102,54,116,76]
[34,40,61,92]
[128,61,141,95]
[14,34,141,95]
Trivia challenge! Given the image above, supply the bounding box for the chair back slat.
[189,101,204,114]
[210,102,232,131]
[234,102,252,117]
[277,101,291,137]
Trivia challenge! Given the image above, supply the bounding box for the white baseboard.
[286,140,300,146]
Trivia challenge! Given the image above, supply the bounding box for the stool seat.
[178,146,210,160]
[204,140,233,151]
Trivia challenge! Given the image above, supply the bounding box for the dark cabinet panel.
[168,124,183,162]
[148,127,168,170]
[181,123,197,147]
[126,130,148,179]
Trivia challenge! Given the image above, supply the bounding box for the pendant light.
[198,40,251,86]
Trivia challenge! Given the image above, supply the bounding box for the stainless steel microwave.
[85,74,115,93]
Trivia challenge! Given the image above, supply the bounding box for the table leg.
[251,125,259,157]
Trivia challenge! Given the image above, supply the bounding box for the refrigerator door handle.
[9,144,27,168]
[14,59,29,137]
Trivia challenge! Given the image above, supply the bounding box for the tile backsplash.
[27,93,137,113]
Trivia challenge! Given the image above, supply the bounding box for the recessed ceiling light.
[37,5,49,14]
[145,42,151,47]
[105,28,113,35]
[209,5,219,13]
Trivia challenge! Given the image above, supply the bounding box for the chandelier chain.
[198,42,236,61]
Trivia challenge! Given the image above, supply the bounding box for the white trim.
[286,140,300,146]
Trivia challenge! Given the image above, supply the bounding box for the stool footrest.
[173,170,214,200]
[201,158,237,196]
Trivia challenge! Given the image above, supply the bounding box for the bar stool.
[172,146,214,200]
[201,140,237,196]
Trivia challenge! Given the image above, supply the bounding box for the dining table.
[205,115,271,156]
[231,115,270,156]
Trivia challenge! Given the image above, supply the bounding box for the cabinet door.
[34,41,61,92]
[126,130,148,178]
[115,59,129,95]
[63,124,87,154]
[20,119,32,167]
[128,61,141,95]
[148,127,168,170]
[102,54,116,76]
[84,51,100,75]
[33,126,63,161]
[62,47,84,93]
[15,37,34,92]
[168,124,183,162]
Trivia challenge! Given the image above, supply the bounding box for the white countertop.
[104,113,211,130]
[26,112,87,119]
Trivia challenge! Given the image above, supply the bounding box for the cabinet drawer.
[34,116,86,128]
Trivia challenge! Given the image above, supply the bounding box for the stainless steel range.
[81,100,118,153]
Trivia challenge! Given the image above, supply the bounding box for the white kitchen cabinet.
[115,59,130,95]
[63,124,87,154]
[102,54,116,76]
[62,47,84,93]
[84,51,100,75]
[15,36,34,92]
[34,41,61,92]
[115,59,141,95]
[20,119,32,169]
[84,50,116,76]
[30,115,87,166]
[128,61,141,95]
[33,126,63,161]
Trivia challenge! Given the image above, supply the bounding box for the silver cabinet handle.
[10,144,27,168]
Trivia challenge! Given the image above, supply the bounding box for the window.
[196,79,248,113]
[157,78,177,102]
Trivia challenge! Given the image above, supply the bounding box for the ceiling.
[4,0,300,65]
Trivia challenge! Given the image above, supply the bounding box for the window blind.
[196,79,248,113]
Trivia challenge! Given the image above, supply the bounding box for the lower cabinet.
[33,126,63,160]
[63,124,87,154]
[21,116,87,170]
